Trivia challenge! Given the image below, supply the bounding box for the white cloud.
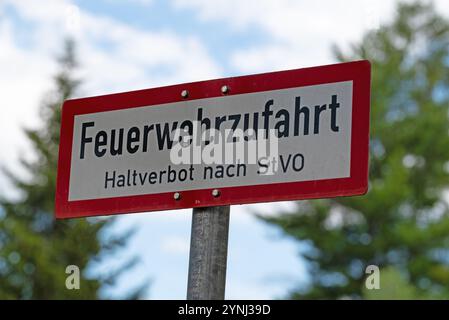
[76,14,221,94]
[161,236,190,254]
[173,0,449,73]
[174,0,389,40]
[172,0,393,71]
[0,0,221,197]
[5,0,221,92]
[0,15,57,196]
[106,0,153,6]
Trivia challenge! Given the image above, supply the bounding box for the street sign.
[55,60,370,219]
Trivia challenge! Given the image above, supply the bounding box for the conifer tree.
[0,40,142,299]
[262,2,449,299]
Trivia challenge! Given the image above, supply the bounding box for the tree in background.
[363,266,428,299]
[0,40,143,299]
[262,2,449,299]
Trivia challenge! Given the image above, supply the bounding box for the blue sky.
[1,0,448,299]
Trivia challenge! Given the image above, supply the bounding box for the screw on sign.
[55,60,371,299]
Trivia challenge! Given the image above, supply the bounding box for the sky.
[1,0,448,299]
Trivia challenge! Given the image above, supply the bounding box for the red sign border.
[55,60,371,219]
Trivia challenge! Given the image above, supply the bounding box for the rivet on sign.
[212,189,220,197]
[221,85,229,94]
[181,90,189,98]
[174,192,181,200]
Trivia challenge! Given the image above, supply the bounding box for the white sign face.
[68,81,353,201]
[56,60,370,218]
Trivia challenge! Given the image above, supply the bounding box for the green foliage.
[363,267,418,300]
[362,266,439,300]
[262,2,449,299]
[0,40,143,299]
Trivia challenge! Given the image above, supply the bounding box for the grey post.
[187,205,230,300]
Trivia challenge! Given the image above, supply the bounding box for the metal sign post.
[187,205,230,300]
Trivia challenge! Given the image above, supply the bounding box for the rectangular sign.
[55,60,371,218]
